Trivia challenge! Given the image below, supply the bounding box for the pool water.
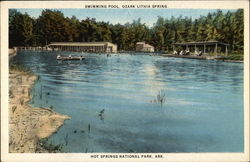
[12,51,244,152]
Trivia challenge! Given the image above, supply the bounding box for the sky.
[15,8,236,27]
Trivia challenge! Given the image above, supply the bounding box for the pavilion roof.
[173,41,229,46]
[49,42,117,47]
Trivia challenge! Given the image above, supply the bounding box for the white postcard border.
[1,1,249,162]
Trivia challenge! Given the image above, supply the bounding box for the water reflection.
[154,58,243,89]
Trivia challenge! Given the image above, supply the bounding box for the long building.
[48,42,117,53]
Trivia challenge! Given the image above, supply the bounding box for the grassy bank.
[224,53,244,61]
[9,63,33,74]
[202,52,244,61]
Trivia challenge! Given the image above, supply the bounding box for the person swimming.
[57,55,61,59]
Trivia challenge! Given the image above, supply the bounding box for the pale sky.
[15,8,236,27]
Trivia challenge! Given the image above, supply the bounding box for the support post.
[215,43,218,56]
[203,44,206,55]
[195,44,197,54]
[225,45,228,56]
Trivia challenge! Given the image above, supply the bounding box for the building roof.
[136,42,154,48]
[49,42,117,47]
[173,41,229,46]
[136,42,145,44]
[143,44,154,48]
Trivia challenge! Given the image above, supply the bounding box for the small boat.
[57,55,85,61]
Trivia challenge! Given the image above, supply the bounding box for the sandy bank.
[9,48,16,55]
[9,69,70,153]
[9,48,17,60]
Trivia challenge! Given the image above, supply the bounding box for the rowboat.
[57,55,85,61]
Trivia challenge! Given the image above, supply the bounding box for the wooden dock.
[14,46,52,52]
[159,54,243,63]
[159,54,224,60]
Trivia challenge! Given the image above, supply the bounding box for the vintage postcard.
[1,0,249,161]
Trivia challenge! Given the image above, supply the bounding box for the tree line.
[9,9,243,52]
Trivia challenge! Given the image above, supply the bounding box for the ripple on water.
[13,51,244,152]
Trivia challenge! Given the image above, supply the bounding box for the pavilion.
[48,42,117,53]
[172,41,229,56]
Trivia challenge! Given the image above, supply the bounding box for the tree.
[9,9,244,53]
[9,10,34,47]
[231,9,244,51]
[36,10,68,45]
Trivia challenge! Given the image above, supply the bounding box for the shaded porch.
[172,41,229,56]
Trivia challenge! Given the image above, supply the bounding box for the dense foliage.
[9,9,244,52]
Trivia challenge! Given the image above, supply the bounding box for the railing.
[14,47,53,51]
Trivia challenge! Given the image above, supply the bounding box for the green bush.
[9,63,33,74]
[225,53,244,60]
[38,138,65,153]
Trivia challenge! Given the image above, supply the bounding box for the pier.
[160,54,225,60]
[14,46,51,51]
